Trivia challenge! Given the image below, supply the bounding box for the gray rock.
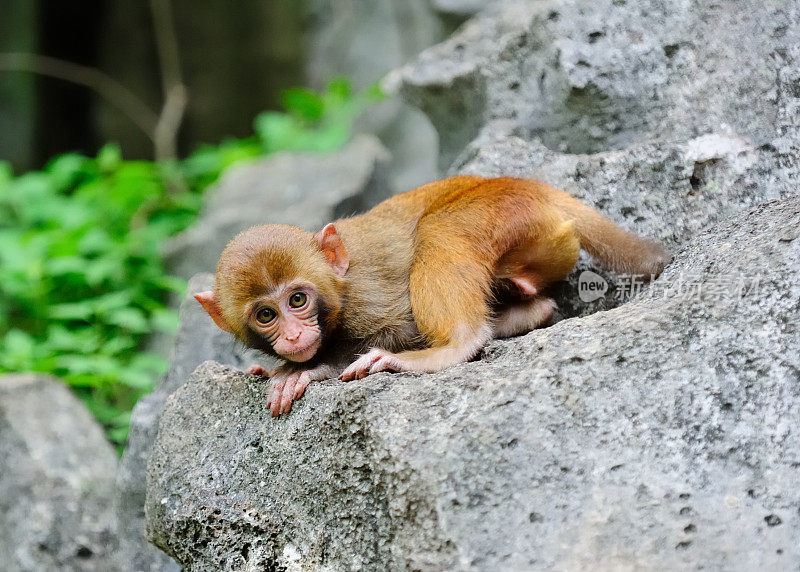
[305,0,443,192]
[396,0,800,170]
[389,0,800,316]
[164,136,390,279]
[146,196,800,570]
[429,0,491,17]
[115,274,264,572]
[0,374,119,571]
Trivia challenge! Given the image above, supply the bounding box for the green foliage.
[183,79,385,190]
[255,78,385,154]
[0,151,187,449]
[0,79,382,450]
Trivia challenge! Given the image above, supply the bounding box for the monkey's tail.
[546,187,671,276]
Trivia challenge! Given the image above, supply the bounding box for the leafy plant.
[256,78,384,153]
[183,79,384,187]
[0,79,382,450]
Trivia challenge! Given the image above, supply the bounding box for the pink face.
[248,281,322,362]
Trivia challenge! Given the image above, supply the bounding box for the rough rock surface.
[164,135,390,279]
[388,0,800,317]
[0,374,119,571]
[146,196,799,570]
[115,274,262,572]
[396,0,800,170]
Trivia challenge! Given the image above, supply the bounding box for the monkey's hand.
[339,349,405,382]
[267,364,335,417]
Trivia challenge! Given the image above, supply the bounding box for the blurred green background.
[0,0,396,450]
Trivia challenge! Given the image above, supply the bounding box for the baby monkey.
[196,176,669,416]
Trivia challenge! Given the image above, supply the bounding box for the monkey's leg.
[496,218,580,297]
[492,296,556,338]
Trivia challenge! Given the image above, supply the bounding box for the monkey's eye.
[256,307,276,324]
[289,292,307,308]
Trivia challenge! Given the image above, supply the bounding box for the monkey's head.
[195,223,348,363]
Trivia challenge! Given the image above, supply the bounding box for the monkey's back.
[330,176,571,348]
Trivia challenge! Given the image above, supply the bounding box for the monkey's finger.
[269,379,286,416]
[338,364,355,382]
[356,357,380,379]
[294,373,312,399]
[280,375,298,415]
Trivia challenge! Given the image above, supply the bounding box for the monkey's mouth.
[279,339,321,363]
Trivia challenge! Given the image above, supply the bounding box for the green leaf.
[107,425,131,447]
[97,144,122,172]
[363,81,387,102]
[49,256,89,276]
[45,325,100,353]
[45,153,92,191]
[49,301,95,321]
[93,291,134,312]
[78,228,113,255]
[102,307,149,333]
[99,335,137,356]
[326,77,352,99]
[148,274,186,294]
[282,87,326,121]
[0,330,36,370]
[119,353,166,389]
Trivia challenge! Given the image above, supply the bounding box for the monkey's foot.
[492,297,557,338]
[339,349,405,382]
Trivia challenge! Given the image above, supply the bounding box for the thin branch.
[150,0,183,99]
[154,84,187,163]
[0,0,191,228]
[0,52,159,141]
[149,0,187,168]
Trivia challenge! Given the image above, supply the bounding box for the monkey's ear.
[194,291,234,334]
[315,223,349,277]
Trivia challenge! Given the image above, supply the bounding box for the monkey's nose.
[285,332,301,342]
